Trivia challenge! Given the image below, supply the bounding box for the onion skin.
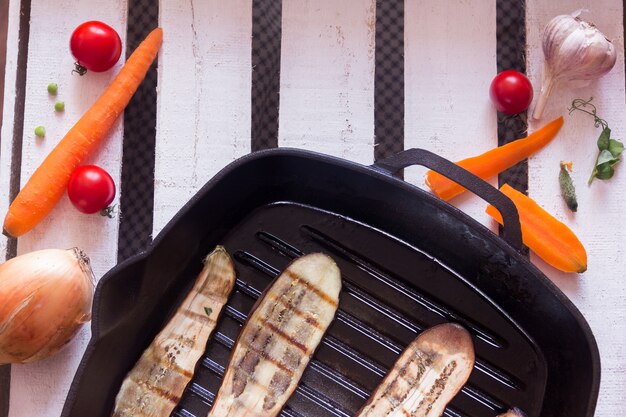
[0,248,94,364]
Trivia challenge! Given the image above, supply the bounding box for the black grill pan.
[61,148,600,417]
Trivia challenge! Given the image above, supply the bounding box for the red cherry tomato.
[70,21,122,74]
[489,70,534,115]
[68,165,116,214]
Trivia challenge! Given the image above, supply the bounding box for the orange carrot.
[3,28,163,237]
[425,117,564,201]
[486,184,587,273]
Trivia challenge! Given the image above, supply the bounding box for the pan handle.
[371,148,523,251]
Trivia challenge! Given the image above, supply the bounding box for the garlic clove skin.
[0,248,94,364]
[543,11,617,81]
[533,11,616,119]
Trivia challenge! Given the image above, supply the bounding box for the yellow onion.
[0,248,94,364]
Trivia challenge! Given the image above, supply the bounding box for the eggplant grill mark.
[180,309,216,326]
[145,345,194,379]
[241,340,297,376]
[200,284,232,300]
[414,360,457,416]
[232,367,252,398]
[285,270,338,307]
[269,292,323,330]
[261,318,309,354]
[368,350,432,416]
[398,350,432,406]
[263,370,291,410]
[232,280,308,398]
[128,376,182,405]
[233,325,264,398]
[282,345,303,371]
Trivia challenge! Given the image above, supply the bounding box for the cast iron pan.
[61,148,600,417]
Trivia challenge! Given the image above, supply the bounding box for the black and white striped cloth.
[0,2,527,413]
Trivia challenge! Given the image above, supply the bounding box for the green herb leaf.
[597,127,611,150]
[204,307,213,316]
[570,98,620,185]
[559,163,578,212]
[595,162,615,180]
[608,139,624,158]
[597,149,616,165]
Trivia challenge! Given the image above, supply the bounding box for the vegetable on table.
[209,253,341,417]
[34,126,45,138]
[54,101,65,112]
[112,246,236,417]
[47,83,58,95]
[0,248,94,364]
[489,70,534,115]
[3,27,163,238]
[68,165,116,214]
[425,116,564,201]
[355,323,474,417]
[486,184,587,273]
[533,10,616,120]
[568,98,624,184]
[70,21,123,74]
[559,161,578,212]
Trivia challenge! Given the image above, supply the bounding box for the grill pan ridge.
[61,148,600,417]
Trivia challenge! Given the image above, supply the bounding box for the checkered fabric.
[251,0,282,151]
[496,0,528,194]
[117,0,159,261]
[495,0,529,252]
[374,0,405,163]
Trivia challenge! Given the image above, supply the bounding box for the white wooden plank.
[0,0,22,263]
[153,0,252,236]
[526,3,626,415]
[404,0,497,226]
[278,0,376,164]
[8,0,128,416]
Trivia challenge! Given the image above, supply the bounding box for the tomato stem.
[99,205,116,218]
[72,63,87,76]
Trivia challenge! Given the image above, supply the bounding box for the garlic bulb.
[0,248,94,364]
[533,10,616,119]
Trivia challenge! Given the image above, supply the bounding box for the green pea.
[34,126,45,138]
[54,101,65,112]
[47,83,58,95]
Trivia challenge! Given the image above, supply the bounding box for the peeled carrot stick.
[486,184,587,273]
[3,28,163,237]
[425,117,564,201]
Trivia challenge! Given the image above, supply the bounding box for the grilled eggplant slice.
[112,246,236,417]
[208,253,341,417]
[497,408,528,417]
[356,323,475,417]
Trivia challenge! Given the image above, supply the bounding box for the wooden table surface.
[1,0,625,416]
